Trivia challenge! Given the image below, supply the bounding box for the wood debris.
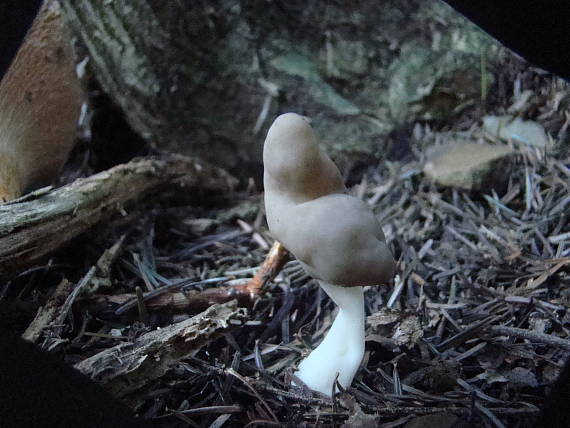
[75,301,247,398]
[0,154,236,277]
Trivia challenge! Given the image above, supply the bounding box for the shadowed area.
[0,329,154,427]
[443,0,570,80]
[0,0,42,81]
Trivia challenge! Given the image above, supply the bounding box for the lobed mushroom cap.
[263,113,345,203]
[263,113,395,287]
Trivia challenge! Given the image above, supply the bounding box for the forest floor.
[2,54,570,427]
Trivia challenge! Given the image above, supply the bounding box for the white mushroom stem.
[295,281,365,396]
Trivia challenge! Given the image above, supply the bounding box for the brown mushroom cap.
[264,113,395,287]
[0,0,82,201]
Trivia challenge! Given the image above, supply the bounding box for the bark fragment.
[75,300,247,398]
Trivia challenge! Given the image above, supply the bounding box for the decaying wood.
[28,266,98,352]
[22,237,126,345]
[87,235,126,295]
[75,300,247,398]
[82,241,288,319]
[21,278,72,343]
[0,155,236,278]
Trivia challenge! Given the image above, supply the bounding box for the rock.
[423,142,514,191]
[483,115,549,147]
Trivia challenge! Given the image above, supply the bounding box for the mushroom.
[0,0,82,202]
[263,113,395,396]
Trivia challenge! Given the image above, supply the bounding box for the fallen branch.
[82,241,289,318]
[0,155,237,277]
[490,325,570,351]
[75,300,247,398]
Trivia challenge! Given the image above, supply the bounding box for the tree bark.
[59,0,268,171]
[58,1,502,172]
